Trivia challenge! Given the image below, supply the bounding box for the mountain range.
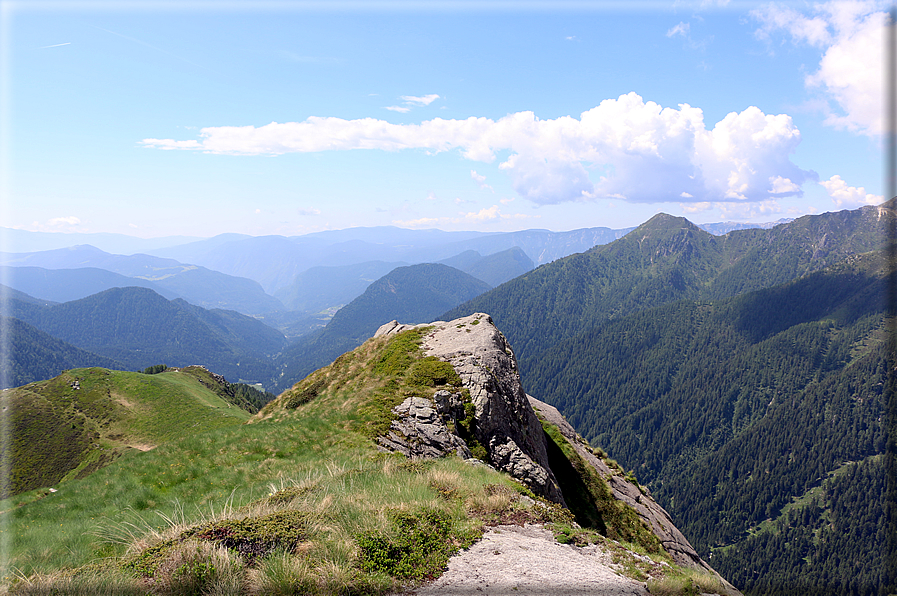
[1,205,889,594]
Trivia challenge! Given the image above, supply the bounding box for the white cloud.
[386,106,411,113]
[298,208,321,216]
[464,205,501,221]
[470,169,494,191]
[48,216,81,227]
[716,200,783,219]
[679,201,712,213]
[820,174,883,207]
[401,94,440,106]
[426,191,438,201]
[142,138,202,150]
[27,216,83,233]
[752,1,886,135]
[769,176,802,195]
[143,92,813,206]
[667,22,690,37]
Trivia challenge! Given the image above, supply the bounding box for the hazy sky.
[1,0,889,239]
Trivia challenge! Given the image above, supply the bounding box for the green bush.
[356,508,458,580]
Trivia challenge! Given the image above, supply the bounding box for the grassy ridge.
[2,367,250,498]
[3,330,549,594]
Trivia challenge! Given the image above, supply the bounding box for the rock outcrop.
[378,393,472,459]
[376,314,565,504]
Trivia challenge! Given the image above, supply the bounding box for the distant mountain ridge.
[0,245,284,315]
[444,204,894,362]
[3,286,286,383]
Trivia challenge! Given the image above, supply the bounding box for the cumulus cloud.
[752,0,886,135]
[394,206,534,228]
[48,216,81,227]
[820,174,883,207]
[142,92,813,206]
[385,106,411,113]
[27,216,83,233]
[393,217,440,228]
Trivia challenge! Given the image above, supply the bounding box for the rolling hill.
[4,315,737,596]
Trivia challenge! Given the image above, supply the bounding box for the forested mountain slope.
[444,204,895,368]
[442,202,896,595]
[517,250,891,594]
[2,316,125,388]
[3,286,286,383]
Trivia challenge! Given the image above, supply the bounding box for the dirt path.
[401,524,650,596]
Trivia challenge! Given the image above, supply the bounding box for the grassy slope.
[2,367,250,498]
[4,330,730,595]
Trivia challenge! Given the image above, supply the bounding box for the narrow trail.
[400,524,650,596]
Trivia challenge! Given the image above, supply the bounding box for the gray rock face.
[378,394,472,459]
[376,314,565,505]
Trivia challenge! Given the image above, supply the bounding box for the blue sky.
[1,0,889,239]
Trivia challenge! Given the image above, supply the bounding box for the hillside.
[2,366,251,498]
[5,315,737,596]
[273,263,492,391]
[1,316,125,388]
[4,286,286,384]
